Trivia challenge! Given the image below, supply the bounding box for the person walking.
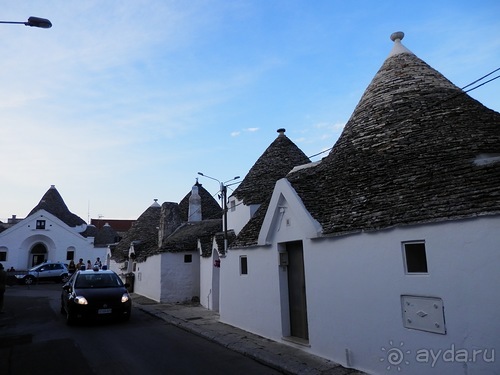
[86,260,92,270]
[0,263,7,314]
[94,257,102,269]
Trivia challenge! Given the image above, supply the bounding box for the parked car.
[15,262,70,285]
[60,267,131,325]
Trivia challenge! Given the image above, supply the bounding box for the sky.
[1,0,499,223]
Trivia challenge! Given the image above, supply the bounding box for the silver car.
[15,262,70,285]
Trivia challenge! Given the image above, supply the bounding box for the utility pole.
[198,172,240,253]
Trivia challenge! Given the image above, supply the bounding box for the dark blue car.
[61,268,131,325]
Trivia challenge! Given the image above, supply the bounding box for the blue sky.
[1,1,499,222]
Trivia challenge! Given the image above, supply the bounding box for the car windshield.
[75,273,123,288]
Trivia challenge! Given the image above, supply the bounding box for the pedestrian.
[76,258,85,271]
[94,257,102,269]
[0,263,7,314]
[86,260,92,270]
[68,260,76,275]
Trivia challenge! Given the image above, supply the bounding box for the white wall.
[134,254,163,302]
[159,252,200,303]
[308,216,500,375]
[227,197,260,235]
[221,215,500,375]
[0,210,99,270]
[220,247,284,339]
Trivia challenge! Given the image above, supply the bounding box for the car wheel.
[122,312,131,322]
[66,310,76,326]
[61,274,69,283]
[24,276,35,285]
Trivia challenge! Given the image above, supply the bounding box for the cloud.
[231,127,260,137]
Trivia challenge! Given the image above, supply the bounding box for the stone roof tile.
[231,129,310,205]
[28,185,86,227]
[232,32,500,246]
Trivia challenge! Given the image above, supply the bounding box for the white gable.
[258,178,322,245]
[0,209,100,269]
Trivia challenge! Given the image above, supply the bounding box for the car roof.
[76,269,116,275]
[38,261,65,265]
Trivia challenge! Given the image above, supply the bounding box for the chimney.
[277,128,286,137]
[158,202,182,246]
[188,183,202,222]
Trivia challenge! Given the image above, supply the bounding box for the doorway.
[286,241,309,341]
[31,243,48,267]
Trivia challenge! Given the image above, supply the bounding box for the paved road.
[0,283,282,375]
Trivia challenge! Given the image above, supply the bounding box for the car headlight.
[74,296,88,305]
[121,293,130,303]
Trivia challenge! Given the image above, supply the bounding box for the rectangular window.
[230,200,236,212]
[36,220,46,229]
[240,256,248,275]
[66,251,74,261]
[403,242,428,274]
[184,254,192,263]
[0,252,6,261]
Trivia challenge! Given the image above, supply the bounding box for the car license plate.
[98,308,112,314]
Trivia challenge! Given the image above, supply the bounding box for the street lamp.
[0,16,52,29]
[198,172,240,253]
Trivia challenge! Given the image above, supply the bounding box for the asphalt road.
[0,283,282,375]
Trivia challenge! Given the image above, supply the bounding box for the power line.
[306,67,499,160]
[463,74,500,94]
[461,67,500,90]
[308,148,332,159]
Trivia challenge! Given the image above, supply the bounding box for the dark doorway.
[286,241,309,341]
[31,243,48,266]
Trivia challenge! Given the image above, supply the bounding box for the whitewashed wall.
[0,210,100,270]
[226,197,260,235]
[221,215,500,375]
[159,252,200,303]
[134,254,163,302]
[220,246,283,338]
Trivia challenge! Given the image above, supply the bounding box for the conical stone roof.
[232,128,311,205]
[94,223,120,246]
[287,32,500,236]
[28,185,86,227]
[178,181,222,221]
[112,201,161,262]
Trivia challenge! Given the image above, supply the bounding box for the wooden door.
[286,241,309,340]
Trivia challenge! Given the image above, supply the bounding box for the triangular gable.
[258,178,322,246]
[0,209,89,240]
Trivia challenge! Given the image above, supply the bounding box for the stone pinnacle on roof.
[388,31,414,58]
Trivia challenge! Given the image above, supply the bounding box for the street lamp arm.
[223,176,240,184]
[197,172,221,185]
[26,17,52,28]
[0,16,52,29]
